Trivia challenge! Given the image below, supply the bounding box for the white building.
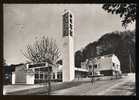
[85,54,121,77]
[12,64,34,84]
[12,62,63,84]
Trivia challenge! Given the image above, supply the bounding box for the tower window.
[63,29,68,36]
[70,19,72,23]
[70,24,72,29]
[70,30,73,36]
[70,14,72,18]
[64,13,68,18]
[64,17,68,23]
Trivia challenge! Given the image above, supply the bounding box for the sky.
[4,4,135,65]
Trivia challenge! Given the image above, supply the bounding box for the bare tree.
[22,36,61,95]
[22,36,61,65]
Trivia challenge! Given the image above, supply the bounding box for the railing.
[74,67,88,72]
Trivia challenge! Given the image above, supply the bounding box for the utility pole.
[129,53,132,73]
[93,64,95,79]
[47,64,51,95]
[91,58,95,85]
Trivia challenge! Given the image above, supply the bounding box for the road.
[50,73,135,95]
[4,73,135,95]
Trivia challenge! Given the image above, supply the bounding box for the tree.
[76,30,135,73]
[22,36,61,95]
[56,59,62,65]
[102,3,136,28]
[22,36,61,65]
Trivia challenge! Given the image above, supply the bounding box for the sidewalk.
[3,84,45,95]
[3,82,62,95]
[3,81,86,95]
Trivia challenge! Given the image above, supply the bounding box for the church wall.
[15,65,26,84]
[12,72,15,84]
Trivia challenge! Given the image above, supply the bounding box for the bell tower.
[62,9,75,82]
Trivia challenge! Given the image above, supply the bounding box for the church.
[11,10,88,84]
[11,10,121,84]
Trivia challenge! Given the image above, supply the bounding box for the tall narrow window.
[70,24,72,29]
[70,14,72,18]
[70,30,72,36]
[70,19,72,23]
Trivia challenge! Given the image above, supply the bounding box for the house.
[86,54,121,77]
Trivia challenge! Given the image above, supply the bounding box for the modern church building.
[12,62,62,84]
[11,10,121,84]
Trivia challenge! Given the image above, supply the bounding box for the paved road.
[50,73,135,95]
[4,73,135,95]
